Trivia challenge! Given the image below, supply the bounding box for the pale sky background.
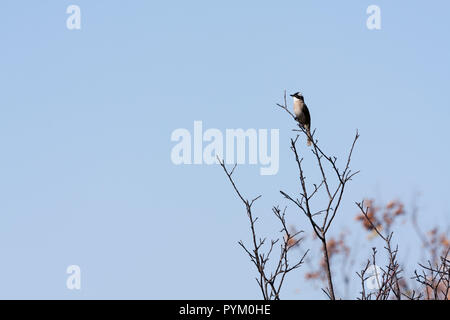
[0,1,449,299]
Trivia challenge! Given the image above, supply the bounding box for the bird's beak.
[290,94,295,97]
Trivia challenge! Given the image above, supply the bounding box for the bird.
[291,92,312,146]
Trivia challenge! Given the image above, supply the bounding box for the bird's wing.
[304,104,311,128]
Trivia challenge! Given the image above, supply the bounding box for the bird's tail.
[306,128,312,146]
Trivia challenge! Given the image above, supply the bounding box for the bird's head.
[290,92,304,101]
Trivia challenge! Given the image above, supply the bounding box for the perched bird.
[291,92,312,146]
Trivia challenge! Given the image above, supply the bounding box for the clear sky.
[0,1,449,299]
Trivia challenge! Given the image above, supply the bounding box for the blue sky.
[0,1,449,299]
